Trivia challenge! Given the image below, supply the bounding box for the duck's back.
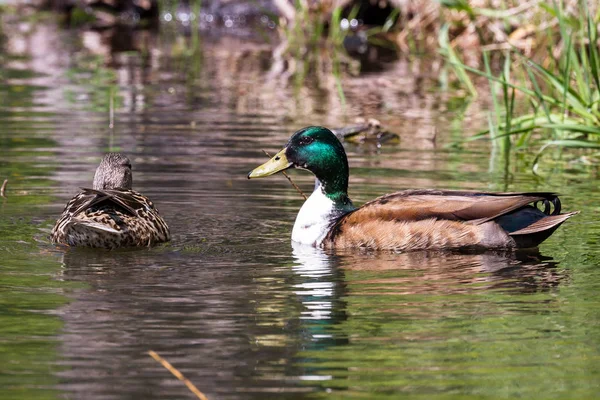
[323,189,577,251]
[51,188,170,249]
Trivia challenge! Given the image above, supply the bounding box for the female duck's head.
[92,153,133,190]
[248,126,350,198]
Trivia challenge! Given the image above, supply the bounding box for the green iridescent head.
[248,126,350,199]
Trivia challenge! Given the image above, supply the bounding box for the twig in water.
[1,179,7,197]
[262,150,307,200]
[148,350,209,400]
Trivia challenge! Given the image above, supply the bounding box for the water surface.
[1,11,600,400]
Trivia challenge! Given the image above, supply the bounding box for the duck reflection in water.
[309,247,563,290]
[289,243,566,384]
[291,243,566,319]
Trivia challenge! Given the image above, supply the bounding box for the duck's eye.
[124,163,132,169]
[299,136,314,145]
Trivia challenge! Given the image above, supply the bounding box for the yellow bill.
[248,148,292,178]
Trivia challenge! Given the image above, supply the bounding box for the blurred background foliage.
[2,0,599,167]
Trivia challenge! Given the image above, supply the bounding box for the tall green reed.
[445,0,600,168]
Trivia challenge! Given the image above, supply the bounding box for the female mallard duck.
[248,126,578,251]
[51,153,170,249]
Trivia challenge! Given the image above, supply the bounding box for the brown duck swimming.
[51,153,170,249]
[248,126,578,251]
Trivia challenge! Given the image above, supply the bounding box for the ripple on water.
[1,11,599,400]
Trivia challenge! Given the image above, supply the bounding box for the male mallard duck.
[51,153,170,249]
[248,126,578,251]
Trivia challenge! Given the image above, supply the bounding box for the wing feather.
[342,189,559,225]
[70,188,145,217]
[67,217,121,234]
[509,212,578,236]
[322,189,574,250]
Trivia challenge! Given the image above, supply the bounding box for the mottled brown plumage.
[51,154,170,249]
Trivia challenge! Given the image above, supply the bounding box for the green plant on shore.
[444,0,600,168]
[439,23,477,96]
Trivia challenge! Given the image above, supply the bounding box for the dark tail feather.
[509,211,579,248]
[533,195,562,215]
[551,197,561,214]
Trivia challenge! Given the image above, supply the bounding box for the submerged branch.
[148,350,209,400]
[1,179,7,197]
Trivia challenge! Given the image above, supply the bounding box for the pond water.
[1,10,600,400]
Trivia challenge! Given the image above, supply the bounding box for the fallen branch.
[262,150,307,200]
[148,350,209,400]
[1,179,7,197]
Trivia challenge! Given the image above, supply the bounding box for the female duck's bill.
[248,126,578,251]
[51,153,171,249]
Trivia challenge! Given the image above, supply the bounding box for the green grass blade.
[561,33,573,121]
[540,124,600,135]
[383,9,400,32]
[542,139,600,148]
[523,56,597,121]
[585,0,600,93]
[524,61,552,122]
[439,24,477,96]
[446,59,562,107]
[483,50,500,126]
[468,125,540,142]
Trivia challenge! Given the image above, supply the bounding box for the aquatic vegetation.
[441,1,600,167]
[274,1,600,167]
